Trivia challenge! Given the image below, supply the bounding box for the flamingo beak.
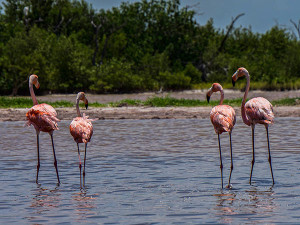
[206,87,212,103]
[232,72,238,87]
[232,79,235,87]
[35,81,40,89]
[206,94,210,103]
[85,99,88,109]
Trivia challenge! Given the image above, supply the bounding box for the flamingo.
[207,83,236,189]
[26,75,60,184]
[232,67,275,185]
[69,92,94,187]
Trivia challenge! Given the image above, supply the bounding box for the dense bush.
[0,0,300,95]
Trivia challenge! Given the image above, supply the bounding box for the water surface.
[0,118,300,224]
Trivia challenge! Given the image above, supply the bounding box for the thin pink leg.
[218,133,223,189]
[77,143,82,188]
[50,132,60,184]
[265,125,275,185]
[250,125,255,185]
[227,132,233,187]
[36,131,40,184]
[83,143,87,186]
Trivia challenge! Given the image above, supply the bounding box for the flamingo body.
[70,115,93,143]
[26,75,60,184]
[26,103,59,133]
[70,92,95,188]
[207,83,236,188]
[210,105,236,134]
[232,67,275,185]
[245,97,274,125]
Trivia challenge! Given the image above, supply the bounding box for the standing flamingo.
[232,67,275,185]
[207,83,236,188]
[26,75,60,184]
[70,92,94,187]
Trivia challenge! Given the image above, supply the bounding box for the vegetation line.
[0,96,298,109]
[1,0,300,95]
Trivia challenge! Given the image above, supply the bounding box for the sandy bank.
[1,106,299,122]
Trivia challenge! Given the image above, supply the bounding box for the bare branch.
[290,19,300,39]
[218,13,245,52]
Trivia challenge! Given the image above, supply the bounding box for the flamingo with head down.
[232,67,275,185]
[207,83,236,188]
[26,74,60,184]
[70,92,94,187]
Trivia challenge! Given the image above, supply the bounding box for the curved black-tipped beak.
[85,103,88,109]
[206,95,210,103]
[232,79,236,87]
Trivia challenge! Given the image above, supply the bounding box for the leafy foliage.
[0,0,300,96]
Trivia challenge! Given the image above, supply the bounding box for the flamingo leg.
[50,132,60,184]
[250,125,255,185]
[36,131,40,184]
[83,143,87,186]
[217,133,223,189]
[227,132,233,187]
[77,143,82,188]
[265,125,275,185]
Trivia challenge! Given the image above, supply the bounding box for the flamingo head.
[29,74,40,89]
[232,67,249,87]
[206,83,223,103]
[77,92,89,109]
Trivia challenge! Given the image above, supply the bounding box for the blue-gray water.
[0,117,299,224]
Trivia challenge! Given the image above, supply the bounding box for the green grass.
[0,96,299,109]
[272,98,300,106]
[0,97,33,108]
[0,96,73,108]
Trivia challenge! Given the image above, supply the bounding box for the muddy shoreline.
[1,90,300,121]
[1,106,300,122]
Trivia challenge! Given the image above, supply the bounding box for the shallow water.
[0,117,300,224]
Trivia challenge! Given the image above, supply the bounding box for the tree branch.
[218,13,245,53]
[290,19,300,39]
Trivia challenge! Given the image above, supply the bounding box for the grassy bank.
[1,96,300,108]
[193,80,300,91]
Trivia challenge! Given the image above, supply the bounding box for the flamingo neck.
[241,71,251,126]
[219,89,224,105]
[29,82,38,105]
[76,98,81,117]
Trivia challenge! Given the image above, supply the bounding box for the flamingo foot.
[225,183,233,189]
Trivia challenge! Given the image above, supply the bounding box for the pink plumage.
[26,74,60,184]
[207,83,236,189]
[70,92,95,188]
[70,114,93,143]
[210,105,236,134]
[232,67,275,185]
[244,97,274,125]
[26,103,59,133]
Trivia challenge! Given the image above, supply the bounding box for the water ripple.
[0,118,299,224]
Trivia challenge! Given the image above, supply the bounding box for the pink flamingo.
[207,83,236,188]
[26,75,60,184]
[232,67,275,185]
[70,92,94,187]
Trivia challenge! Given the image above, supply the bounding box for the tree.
[1,26,50,95]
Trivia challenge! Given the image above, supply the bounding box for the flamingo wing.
[210,105,236,134]
[245,97,274,124]
[26,103,59,132]
[70,116,93,143]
